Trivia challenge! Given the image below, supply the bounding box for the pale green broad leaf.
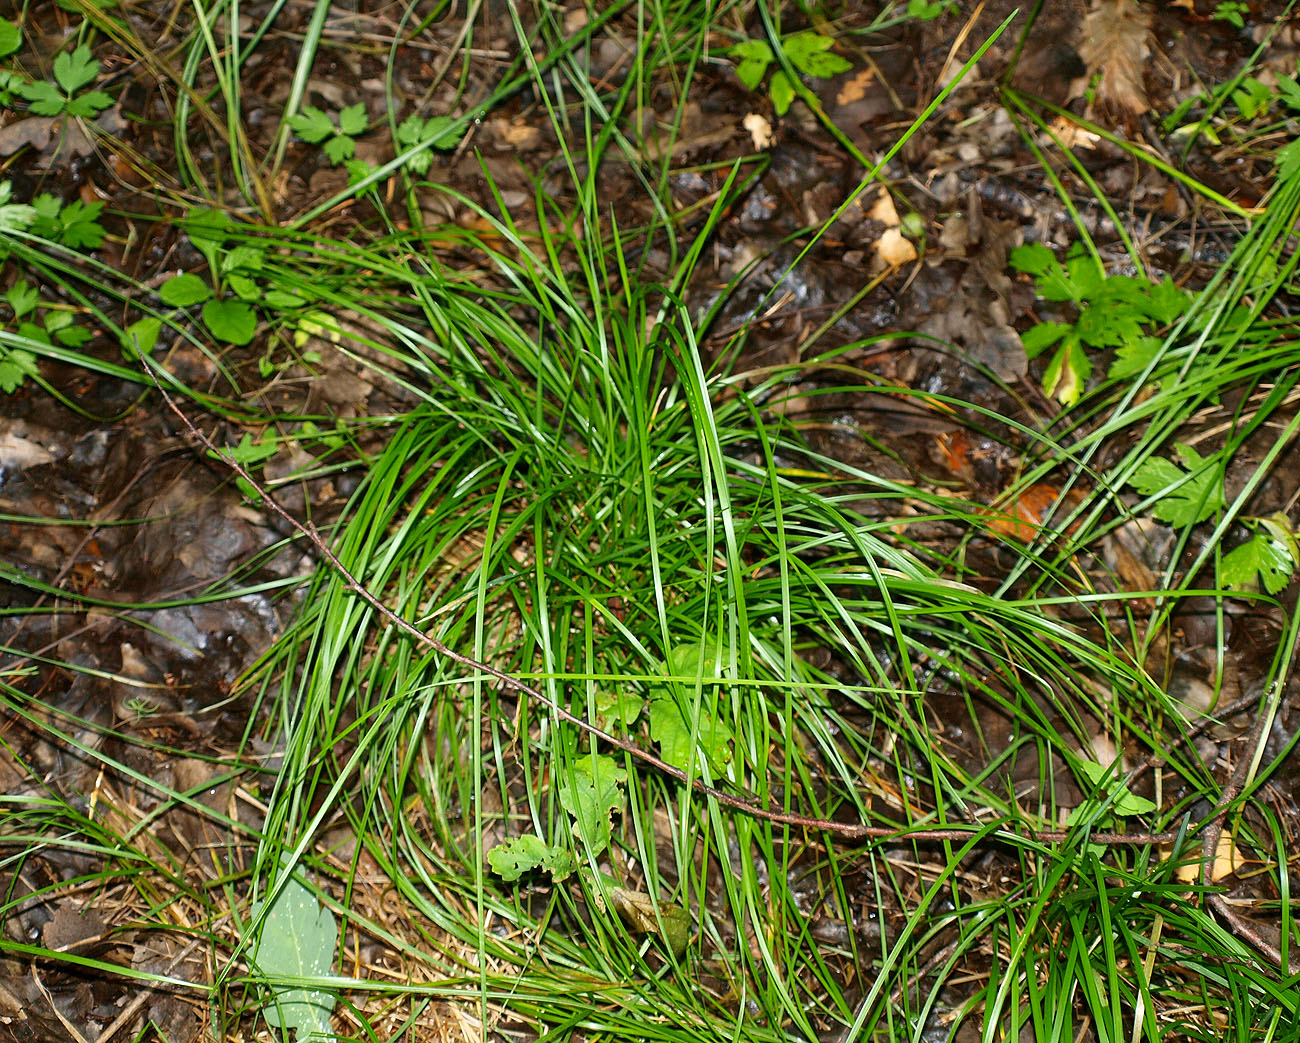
[250,873,337,1041]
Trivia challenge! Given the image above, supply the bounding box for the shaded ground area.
[2,1,1300,1040]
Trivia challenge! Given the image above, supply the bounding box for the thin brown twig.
[146,366,1192,850]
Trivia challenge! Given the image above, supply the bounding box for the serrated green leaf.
[251,873,337,1041]
[729,39,773,90]
[337,102,367,136]
[0,21,21,57]
[1020,321,1067,359]
[1108,335,1162,380]
[322,134,355,164]
[770,69,795,116]
[487,834,576,882]
[0,348,36,392]
[783,32,850,79]
[1221,533,1294,594]
[1129,444,1225,526]
[1009,242,1055,276]
[557,754,625,853]
[288,106,334,143]
[53,45,100,94]
[66,90,113,118]
[18,80,64,116]
[6,280,38,318]
[160,273,212,307]
[55,199,105,249]
[203,299,258,345]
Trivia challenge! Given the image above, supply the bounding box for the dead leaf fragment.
[835,67,877,107]
[743,112,773,150]
[874,226,918,267]
[1078,0,1152,116]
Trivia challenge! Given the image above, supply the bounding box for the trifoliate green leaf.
[783,32,851,79]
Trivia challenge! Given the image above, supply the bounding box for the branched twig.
[147,367,1188,851]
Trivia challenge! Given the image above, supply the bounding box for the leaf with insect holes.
[288,106,334,143]
[783,32,851,79]
[728,39,773,90]
[557,754,625,853]
[1129,443,1225,527]
[203,299,258,345]
[250,873,337,1042]
[1221,515,1297,595]
[160,273,212,307]
[487,834,577,883]
[1076,761,1157,817]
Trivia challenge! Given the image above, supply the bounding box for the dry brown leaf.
[835,67,877,107]
[1078,0,1152,116]
[743,112,773,150]
[868,186,901,227]
[874,226,918,267]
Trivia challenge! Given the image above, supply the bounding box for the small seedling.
[487,753,625,883]
[394,114,461,175]
[16,43,114,118]
[1211,1,1249,28]
[2,278,91,392]
[287,103,368,164]
[1011,242,1190,405]
[727,30,851,116]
